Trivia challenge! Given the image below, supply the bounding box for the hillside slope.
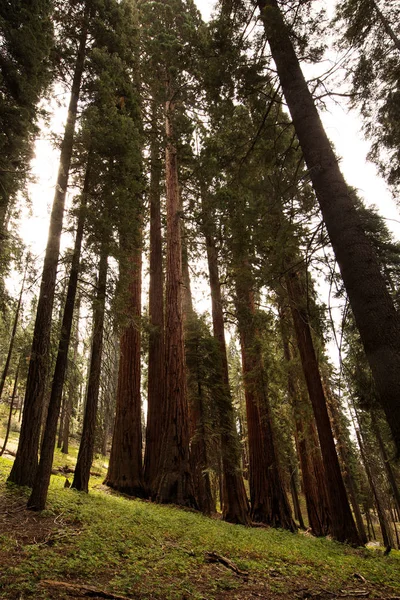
[0,458,399,600]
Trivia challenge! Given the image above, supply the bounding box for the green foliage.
[335,0,400,191]
[0,457,399,599]
[0,0,54,221]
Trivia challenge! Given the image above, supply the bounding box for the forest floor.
[0,457,400,600]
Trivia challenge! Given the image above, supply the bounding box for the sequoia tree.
[255,0,400,455]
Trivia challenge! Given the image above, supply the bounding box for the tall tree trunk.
[181,240,215,515]
[27,165,89,511]
[105,235,145,497]
[0,263,26,400]
[144,128,165,496]
[57,394,66,449]
[202,201,250,525]
[285,268,361,544]
[324,381,368,544]
[355,428,394,549]
[62,294,81,455]
[288,457,305,530]
[72,243,108,493]
[8,8,89,487]
[371,412,400,518]
[257,0,400,455]
[280,314,331,536]
[236,263,296,530]
[0,358,20,457]
[155,92,196,507]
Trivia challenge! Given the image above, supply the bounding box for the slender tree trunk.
[285,269,360,544]
[0,358,20,457]
[0,265,26,400]
[324,382,368,544]
[8,8,89,487]
[356,428,393,549]
[72,243,108,493]
[144,127,165,496]
[371,412,400,517]
[181,241,215,515]
[202,202,250,525]
[366,509,376,540]
[105,234,145,497]
[289,458,305,529]
[27,166,89,510]
[370,0,400,51]
[236,263,296,530]
[279,311,331,536]
[391,504,400,548]
[257,0,400,455]
[62,295,81,455]
[155,92,196,507]
[57,395,66,449]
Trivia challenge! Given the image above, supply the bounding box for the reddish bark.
[236,264,296,530]
[144,131,165,496]
[182,242,215,515]
[155,94,196,507]
[72,244,108,493]
[279,315,331,536]
[105,238,145,497]
[285,269,361,545]
[324,380,368,544]
[203,214,250,525]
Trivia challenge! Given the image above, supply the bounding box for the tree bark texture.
[105,239,145,497]
[61,296,81,456]
[144,132,165,495]
[324,380,368,544]
[8,9,89,487]
[28,168,88,510]
[155,96,196,507]
[289,457,305,530]
[0,358,20,457]
[356,428,394,548]
[236,263,296,530]
[182,243,215,515]
[203,202,250,525]
[285,269,361,545]
[0,265,25,400]
[280,317,331,536]
[371,412,400,518]
[257,0,400,455]
[72,244,108,493]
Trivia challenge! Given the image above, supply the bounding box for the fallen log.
[204,551,248,577]
[40,580,135,599]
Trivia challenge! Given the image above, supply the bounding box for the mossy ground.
[0,457,399,600]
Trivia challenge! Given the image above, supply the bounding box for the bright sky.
[17,0,399,301]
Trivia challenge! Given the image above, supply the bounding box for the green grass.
[0,457,399,599]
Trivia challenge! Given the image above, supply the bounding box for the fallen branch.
[204,551,248,577]
[339,591,369,597]
[51,466,102,477]
[40,580,135,599]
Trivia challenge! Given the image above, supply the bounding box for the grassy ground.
[0,457,399,600]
